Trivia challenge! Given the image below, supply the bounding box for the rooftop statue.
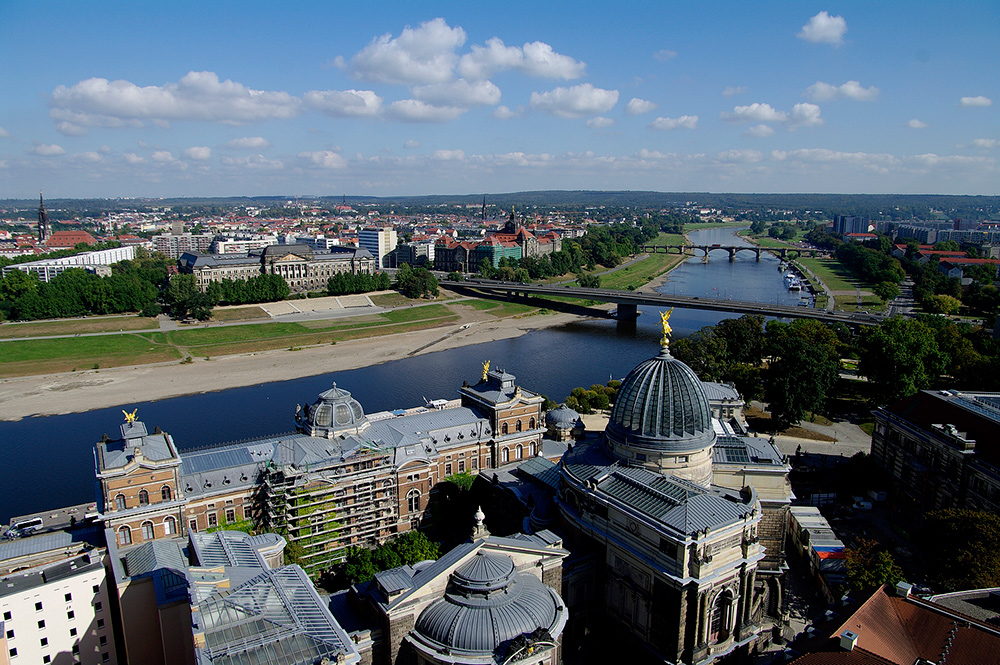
[659,307,674,348]
[481,359,490,381]
[122,408,138,425]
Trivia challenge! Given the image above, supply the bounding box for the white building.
[359,227,398,268]
[210,234,278,254]
[2,246,137,283]
[152,233,214,259]
[0,550,118,664]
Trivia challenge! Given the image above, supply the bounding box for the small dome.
[546,404,581,429]
[297,383,369,438]
[452,551,515,593]
[607,346,714,452]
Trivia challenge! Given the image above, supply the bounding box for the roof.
[701,381,742,403]
[0,552,103,599]
[713,435,785,467]
[97,420,180,472]
[516,456,561,491]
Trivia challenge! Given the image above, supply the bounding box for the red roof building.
[45,230,96,249]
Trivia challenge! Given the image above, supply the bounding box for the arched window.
[138,489,149,506]
[117,526,132,546]
[516,420,522,432]
[161,486,172,501]
[407,489,421,512]
[141,521,154,541]
[529,442,536,456]
[529,417,536,429]
[502,422,509,435]
[115,494,126,511]
[516,444,523,459]
[163,516,176,536]
[502,448,509,463]
[710,592,733,642]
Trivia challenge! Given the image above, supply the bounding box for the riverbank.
[0,308,587,421]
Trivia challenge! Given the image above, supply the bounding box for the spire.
[471,506,490,540]
[37,191,50,243]
[481,195,486,222]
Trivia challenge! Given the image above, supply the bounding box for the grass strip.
[0,316,157,338]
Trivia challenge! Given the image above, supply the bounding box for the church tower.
[37,192,50,243]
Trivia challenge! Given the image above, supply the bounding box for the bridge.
[639,244,830,262]
[444,279,883,327]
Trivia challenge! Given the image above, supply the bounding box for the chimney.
[840,630,859,651]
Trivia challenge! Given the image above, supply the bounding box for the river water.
[1,227,804,522]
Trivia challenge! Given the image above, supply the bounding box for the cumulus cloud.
[431,149,465,161]
[224,136,271,149]
[771,148,898,169]
[50,71,301,129]
[721,103,787,123]
[789,103,824,128]
[303,89,382,117]
[960,96,992,107]
[805,80,879,102]
[908,119,929,129]
[124,153,146,164]
[722,86,747,97]
[299,150,348,168]
[220,154,284,170]
[972,138,999,149]
[586,116,614,129]
[648,115,698,131]
[797,11,847,45]
[625,98,657,115]
[56,121,88,136]
[653,49,677,62]
[718,149,763,163]
[29,143,66,156]
[0,127,9,138]
[744,124,775,137]
[151,150,175,163]
[530,83,618,118]
[345,18,466,84]
[72,151,103,163]
[411,79,501,107]
[385,99,466,122]
[493,105,518,120]
[458,37,585,80]
[184,146,212,160]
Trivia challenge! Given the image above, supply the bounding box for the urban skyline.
[1,1,998,198]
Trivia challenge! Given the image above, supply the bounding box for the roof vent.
[896,581,913,598]
[840,630,859,651]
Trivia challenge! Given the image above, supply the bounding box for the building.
[392,241,435,267]
[359,227,398,269]
[488,209,563,259]
[152,233,215,259]
[45,230,97,250]
[832,215,870,236]
[209,233,278,254]
[37,193,51,243]
[871,389,1000,517]
[2,245,137,282]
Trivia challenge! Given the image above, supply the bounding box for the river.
[0,227,802,522]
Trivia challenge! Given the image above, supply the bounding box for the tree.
[923,294,962,315]
[397,265,438,299]
[577,272,600,288]
[923,510,1000,592]
[872,281,900,304]
[764,334,838,429]
[845,538,904,591]
[859,317,945,404]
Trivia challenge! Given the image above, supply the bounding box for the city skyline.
[1,1,998,198]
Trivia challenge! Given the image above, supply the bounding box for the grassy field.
[834,294,885,313]
[0,334,182,376]
[211,306,269,322]
[652,231,688,245]
[0,316,158,339]
[596,253,687,290]
[799,257,868,292]
[369,292,417,308]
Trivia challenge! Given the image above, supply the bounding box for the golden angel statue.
[659,308,674,347]
[481,360,491,381]
[122,408,138,425]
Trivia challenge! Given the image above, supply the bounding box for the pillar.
[728,248,735,263]
[616,304,638,320]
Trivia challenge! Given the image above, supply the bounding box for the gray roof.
[97,420,179,471]
[713,435,785,466]
[123,539,188,577]
[545,404,582,428]
[516,456,561,491]
[0,552,103,599]
[701,382,742,403]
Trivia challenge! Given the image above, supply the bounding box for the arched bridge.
[639,244,830,262]
[444,279,882,327]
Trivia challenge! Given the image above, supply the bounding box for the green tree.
[872,281,901,304]
[764,334,838,429]
[923,294,962,315]
[923,509,1000,592]
[845,538,904,591]
[397,265,438,298]
[577,272,600,288]
[859,317,945,403]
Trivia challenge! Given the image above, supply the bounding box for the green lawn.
[0,316,158,338]
[596,252,687,290]
[0,334,181,376]
[458,299,504,311]
[834,295,885,313]
[799,257,868,292]
[212,306,269,322]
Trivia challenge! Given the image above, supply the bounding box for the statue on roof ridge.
[659,308,674,348]
[481,360,490,381]
[122,408,138,425]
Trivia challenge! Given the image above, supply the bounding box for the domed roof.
[545,404,581,429]
[607,346,714,452]
[413,551,566,657]
[297,383,368,438]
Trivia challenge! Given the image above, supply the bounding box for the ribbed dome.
[297,383,369,438]
[545,404,581,429]
[413,552,565,657]
[607,346,713,450]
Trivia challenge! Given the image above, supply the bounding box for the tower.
[37,192,50,243]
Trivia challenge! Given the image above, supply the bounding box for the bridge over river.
[639,243,830,262]
[444,280,882,326]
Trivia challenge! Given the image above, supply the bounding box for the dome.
[607,346,714,454]
[413,551,566,657]
[545,404,581,430]
[296,383,369,438]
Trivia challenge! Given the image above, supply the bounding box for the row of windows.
[9,648,111,662]
[500,418,536,435]
[113,485,172,510]
[500,442,536,464]
[117,516,176,545]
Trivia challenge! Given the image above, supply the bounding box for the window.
[96,619,104,629]
[445,463,452,475]
[40,638,48,647]
[471,457,478,469]
[502,423,509,435]
[73,645,80,655]
[92,585,99,594]
[208,512,218,527]
[5,629,13,639]
[458,460,465,472]
[141,521,154,540]
[164,516,176,535]
[102,653,110,663]
[70,628,77,637]
[138,489,149,505]
[529,417,536,429]
[225,508,236,523]
[115,494,126,510]
[43,656,51,664]
[161,485,172,501]
[99,636,107,646]
[3,611,10,620]
[529,442,536,456]
[35,602,43,611]
[94,602,102,612]
[64,592,72,602]
[38,619,45,629]
[407,489,421,512]
[502,448,509,463]
[516,420,522,432]
[516,444,523,459]
[9,648,17,658]
[117,526,132,546]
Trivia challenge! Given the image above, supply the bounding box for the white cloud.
[184,146,212,160]
[722,86,747,97]
[29,143,66,156]
[72,151,103,163]
[960,96,992,107]
[653,49,677,62]
[586,116,615,129]
[493,105,519,119]
[721,103,787,123]
[151,150,175,162]
[224,136,271,149]
[123,153,145,164]
[220,154,284,170]
[56,121,88,136]
[385,99,466,123]
[404,139,421,149]
[411,79,501,107]
[299,150,348,168]
[0,127,9,138]
[770,148,898,168]
[50,71,301,128]
[530,83,618,118]
[907,119,929,129]
[797,11,847,45]
[744,124,775,137]
[972,138,999,149]
[431,149,465,161]
[718,150,763,163]
[303,89,382,117]
[648,115,698,130]
[789,103,824,128]
[805,80,879,102]
[458,37,585,80]
[625,98,657,115]
[346,18,466,85]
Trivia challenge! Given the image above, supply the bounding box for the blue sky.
[1,1,997,198]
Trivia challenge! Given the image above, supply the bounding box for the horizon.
[1,1,997,198]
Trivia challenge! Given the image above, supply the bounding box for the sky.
[1,1,998,199]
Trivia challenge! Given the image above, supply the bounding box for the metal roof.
[516,456,561,491]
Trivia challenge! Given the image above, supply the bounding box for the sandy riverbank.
[0,310,586,421]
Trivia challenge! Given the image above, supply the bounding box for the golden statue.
[122,408,138,425]
[659,308,674,347]
[481,360,490,381]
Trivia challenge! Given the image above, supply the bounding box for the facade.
[871,389,1000,517]
[832,215,870,236]
[393,241,436,267]
[45,230,98,250]
[209,233,278,254]
[360,227,398,269]
[152,232,215,259]
[488,210,563,259]
[2,245,137,282]
[0,551,118,665]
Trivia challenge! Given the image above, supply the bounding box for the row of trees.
[564,381,620,414]
[326,271,392,296]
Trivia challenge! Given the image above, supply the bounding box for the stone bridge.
[639,244,830,262]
